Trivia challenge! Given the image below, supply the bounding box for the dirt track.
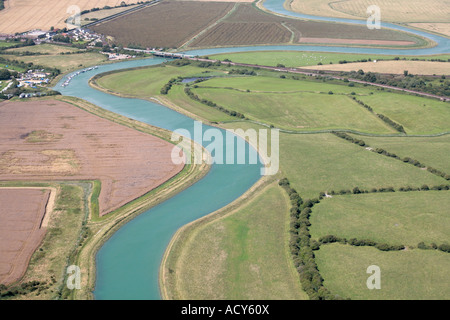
[0,189,49,285]
[0,99,184,216]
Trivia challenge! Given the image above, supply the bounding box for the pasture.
[192,87,395,133]
[315,243,450,300]
[163,181,308,299]
[356,134,450,174]
[356,92,450,134]
[310,191,450,246]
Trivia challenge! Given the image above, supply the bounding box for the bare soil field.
[0,0,138,34]
[0,189,49,285]
[302,60,450,75]
[190,3,423,48]
[91,1,234,48]
[190,22,292,47]
[0,99,184,216]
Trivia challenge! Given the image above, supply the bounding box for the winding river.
[55,0,449,300]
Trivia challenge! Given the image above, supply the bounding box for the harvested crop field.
[288,0,450,23]
[189,3,423,48]
[0,189,50,285]
[303,60,450,75]
[0,0,137,34]
[91,1,235,48]
[0,99,184,216]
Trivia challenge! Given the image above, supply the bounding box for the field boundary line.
[178,2,240,50]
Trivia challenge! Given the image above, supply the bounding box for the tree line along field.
[96,60,450,299]
[91,1,235,48]
[0,0,138,34]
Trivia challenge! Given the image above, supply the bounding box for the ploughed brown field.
[0,189,49,285]
[91,1,235,48]
[188,3,422,48]
[0,99,184,217]
[92,2,421,49]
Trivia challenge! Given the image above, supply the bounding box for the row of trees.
[418,242,450,253]
[318,235,405,251]
[279,178,341,300]
[344,70,450,98]
[184,86,245,119]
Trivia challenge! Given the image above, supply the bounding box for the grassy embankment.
[94,61,450,299]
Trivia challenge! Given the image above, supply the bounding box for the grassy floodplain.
[163,180,308,299]
[94,58,450,300]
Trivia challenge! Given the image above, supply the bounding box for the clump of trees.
[160,77,178,94]
[0,281,49,299]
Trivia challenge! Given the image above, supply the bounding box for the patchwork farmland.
[91,2,425,49]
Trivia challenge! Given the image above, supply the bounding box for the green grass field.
[95,64,227,97]
[0,52,107,73]
[192,87,394,133]
[357,93,450,134]
[197,75,375,94]
[310,191,450,246]
[5,44,81,55]
[315,243,450,300]
[276,131,444,198]
[355,134,450,173]
[209,51,450,68]
[164,182,308,299]
[0,41,21,48]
